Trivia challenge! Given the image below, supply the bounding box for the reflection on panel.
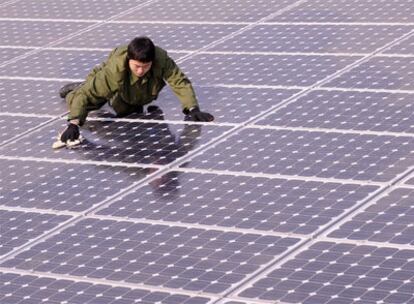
[0,210,70,256]
[329,188,414,244]
[238,241,414,303]
[0,159,154,211]
[0,119,227,165]
[0,272,211,304]
[1,218,300,294]
[180,54,359,86]
[98,171,378,234]
[256,90,414,133]
[181,128,414,182]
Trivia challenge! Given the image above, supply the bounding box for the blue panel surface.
[270,0,414,23]
[0,120,227,165]
[0,210,70,256]
[256,90,414,133]
[0,48,29,64]
[0,272,211,304]
[384,36,414,54]
[0,21,90,46]
[116,0,293,22]
[1,218,300,294]
[329,188,414,244]
[180,128,414,182]
[57,23,243,50]
[238,242,414,304]
[0,116,49,145]
[0,50,107,78]
[0,159,154,211]
[0,80,68,115]
[0,0,148,19]
[148,86,299,123]
[212,25,411,54]
[324,56,414,91]
[97,171,378,234]
[180,54,360,87]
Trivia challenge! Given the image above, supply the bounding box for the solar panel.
[0,210,70,256]
[1,218,300,293]
[180,54,360,87]
[97,171,379,234]
[0,272,212,304]
[255,90,414,133]
[211,25,412,54]
[237,241,414,304]
[0,158,154,211]
[0,80,68,115]
[56,23,244,51]
[0,120,229,165]
[181,128,414,182]
[324,56,414,91]
[1,0,414,303]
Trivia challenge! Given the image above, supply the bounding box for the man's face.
[129,59,152,78]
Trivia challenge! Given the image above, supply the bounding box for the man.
[57,36,214,146]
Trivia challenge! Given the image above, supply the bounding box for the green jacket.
[67,45,198,125]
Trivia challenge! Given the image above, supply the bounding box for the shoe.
[59,82,84,98]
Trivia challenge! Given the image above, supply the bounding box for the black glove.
[189,107,214,122]
[60,123,80,142]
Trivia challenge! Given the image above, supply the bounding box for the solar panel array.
[0,0,413,303]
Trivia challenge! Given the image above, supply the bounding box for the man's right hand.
[60,123,80,142]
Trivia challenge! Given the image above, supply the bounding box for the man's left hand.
[190,107,214,122]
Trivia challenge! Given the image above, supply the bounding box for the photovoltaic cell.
[0,116,50,145]
[0,50,108,79]
[270,0,414,23]
[0,20,91,47]
[211,25,411,54]
[180,54,360,87]
[238,241,414,304]
[0,210,70,256]
[329,188,414,244]
[116,0,293,22]
[0,158,155,212]
[323,56,414,91]
[57,23,244,50]
[255,90,414,133]
[0,120,228,165]
[0,272,211,304]
[0,0,149,19]
[1,218,300,294]
[0,80,68,115]
[180,128,414,182]
[97,171,379,234]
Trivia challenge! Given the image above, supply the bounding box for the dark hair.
[127,36,155,62]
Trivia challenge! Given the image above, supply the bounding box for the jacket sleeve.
[162,55,199,114]
[67,49,123,125]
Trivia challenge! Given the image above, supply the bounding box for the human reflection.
[77,105,202,199]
